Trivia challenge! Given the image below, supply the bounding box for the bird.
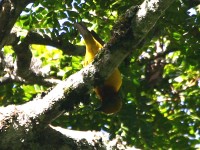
[74,23,122,114]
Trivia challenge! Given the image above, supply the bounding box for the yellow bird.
[75,23,122,114]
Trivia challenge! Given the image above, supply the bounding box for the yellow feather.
[75,23,122,114]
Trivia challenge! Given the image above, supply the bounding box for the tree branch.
[26,31,85,56]
[5,27,85,56]
[133,0,175,46]
[2,27,85,86]
[0,0,33,49]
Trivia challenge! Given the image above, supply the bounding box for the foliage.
[1,0,200,149]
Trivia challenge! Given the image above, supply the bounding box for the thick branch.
[133,0,175,46]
